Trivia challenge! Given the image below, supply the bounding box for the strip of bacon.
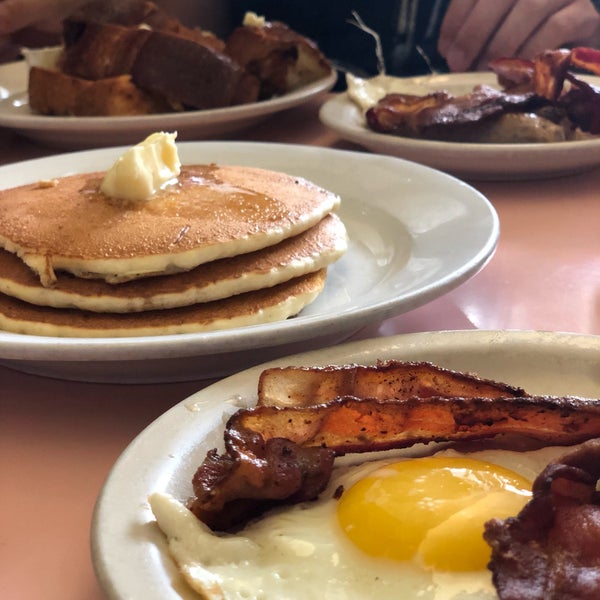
[561,75,600,134]
[571,46,600,75]
[366,85,537,136]
[367,47,600,138]
[190,395,600,530]
[257,360,527,408]
[533,48,571,101]
[488,57,534,91]
[189,431,335,531]
[231,395,600,455]
[484,438,600,600]
[364,91,451,135]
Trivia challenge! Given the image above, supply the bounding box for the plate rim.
[0,141,499,373]
[90,328,600,600]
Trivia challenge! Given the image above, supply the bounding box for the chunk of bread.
[61,21,150,79]
[130,31,250,110]
[27,4,331,116]
[225,21,332,98]
[28,66,169,116]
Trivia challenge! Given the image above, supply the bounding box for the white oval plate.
[0,60,336,149]
[319,72,600,180]
[0,141,498,383]
[91,329,600,600]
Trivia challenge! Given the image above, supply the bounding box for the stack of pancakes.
[0,163,346,337]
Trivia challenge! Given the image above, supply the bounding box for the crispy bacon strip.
[364,91,450,134]
[257,360,527,408]
[189,431,335,531]
[488,57,534,91]
[533,48,571,101]
[190,395,600,530]
[561,76,600,134]
[232,395,600,455]
[368,47,600,138]
[366,85,536,136]
[484,438,600,600]
[571,46,600,75]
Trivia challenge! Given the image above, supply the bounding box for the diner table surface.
[1,93,599,600]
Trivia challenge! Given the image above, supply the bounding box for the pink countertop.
[1,95,599,600]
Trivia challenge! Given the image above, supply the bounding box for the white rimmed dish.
[0,60,336,149]
[90,329,600,600]
[319,72,600,180]
[0,141,498,383]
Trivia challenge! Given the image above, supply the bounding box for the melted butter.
[141,165,286,224]
[243,11,266,27]
[100,132,181,201]
[79,166,285,224]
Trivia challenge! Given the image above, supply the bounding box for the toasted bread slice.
[131,31,249,109]
[225,20,332,98]
[61,21,151,80]
[59,19,258,110]
[28,66,169,116]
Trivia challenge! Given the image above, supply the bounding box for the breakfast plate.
[91,329,600,600]
[0,141,498,383]
[319,72,600,180]
[0,60,336,149]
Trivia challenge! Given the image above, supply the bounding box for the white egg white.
[150,443,581,600]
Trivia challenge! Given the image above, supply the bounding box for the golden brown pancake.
[0,214,346,313]
[0,164,340,286]
[0,270,327,337]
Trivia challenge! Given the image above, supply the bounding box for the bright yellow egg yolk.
[336,456,532,571]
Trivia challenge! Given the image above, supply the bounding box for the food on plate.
[0,141,341,285]
[256,360,527,407]
[485,438,600,600]
[225,12,332,100]
[0,269,327,337]
[0,214,346,313]
[149,360,600,599]
[190,393,600,531]
[0,133,346,337]
[26,3,333,116]
[350,47,600,143]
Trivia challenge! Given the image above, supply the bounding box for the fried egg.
[150,444,575,600]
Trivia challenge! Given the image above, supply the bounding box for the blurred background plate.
[0,60,336,149]
[319,72,600,181]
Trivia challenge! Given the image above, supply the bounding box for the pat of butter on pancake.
[100,131,181,201]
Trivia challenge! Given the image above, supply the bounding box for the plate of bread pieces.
[0,138,498,383]
[0,3,336,149]
[320,47,600,180]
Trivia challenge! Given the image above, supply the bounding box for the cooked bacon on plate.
[257,360,527,407]
[230,395,600,456]
[484,438,600,600]
[366,47,600,139]
[188,361,600,531]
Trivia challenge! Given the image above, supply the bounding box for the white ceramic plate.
[0,60,336,149]
[0,141,498,383]
[90,329,600,600]
[319,72,600,180]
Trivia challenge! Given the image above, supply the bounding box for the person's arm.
[438,0,600,72]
